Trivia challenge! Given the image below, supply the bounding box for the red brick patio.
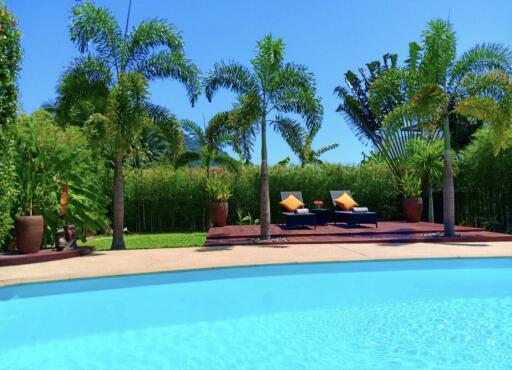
[206,222,512,246]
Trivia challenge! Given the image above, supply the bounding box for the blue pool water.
[1,258,512,369]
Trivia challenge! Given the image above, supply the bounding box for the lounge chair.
[280,191,316,229]
[330,190,378,228]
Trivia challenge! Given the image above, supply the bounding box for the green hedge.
[124,163,401,232]
[0,2,21,247]
[456,128,512,232]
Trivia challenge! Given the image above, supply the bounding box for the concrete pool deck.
[1,241,512,287]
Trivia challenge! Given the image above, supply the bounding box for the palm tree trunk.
[111,151,126,249]
[427,177,434,223]
[442,115,455,236]
[260,113,271,240]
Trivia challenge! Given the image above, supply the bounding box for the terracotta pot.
[402,197,423,223]
[15,215,44,254]
[209,202,229,227]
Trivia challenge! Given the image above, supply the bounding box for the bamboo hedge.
[125,128,512,234]
[455,128,512,232]
[124,163,401,232]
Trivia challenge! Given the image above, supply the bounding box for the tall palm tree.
[56,1,200,249]
[175,115,241,177]
[278,124,339,167]
[204,35,322,240]
[369,19,512,236]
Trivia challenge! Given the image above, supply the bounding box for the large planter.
[402,197,423,223]
[15,215,44,254]
[209,202,229,227]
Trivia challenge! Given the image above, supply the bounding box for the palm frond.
[272,115,304,155]
[55,56,112,125]
[205,111,231,144]
[418,18,456,85]
[315,143,339,156]
[451,43,512,88]
[213,154,241,173]
[126,18,184,67]
[455,95,512,154]
[70,1,123,72]
[175,151,201,168]
[204,61,258,101]
[409,84,449,128]
[180,119,205,145]
[138,50,200,105]
[405,42,422,71]
[252,34,285,78]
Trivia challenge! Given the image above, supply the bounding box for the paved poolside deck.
[1,241,512,287]
[206,221,512,246]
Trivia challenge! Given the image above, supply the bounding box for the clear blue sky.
[6,0,512,164]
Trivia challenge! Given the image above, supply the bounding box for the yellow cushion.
[335,192,358,211]
[279,194,304,212]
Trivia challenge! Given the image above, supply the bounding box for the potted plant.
[206,175,232,227]
[14,146,49,254]
[401,173,423,223]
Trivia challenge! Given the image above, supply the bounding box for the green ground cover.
[85,233,206,251]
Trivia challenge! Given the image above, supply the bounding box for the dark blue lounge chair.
[330,190,378,228]
[280,192,316,229]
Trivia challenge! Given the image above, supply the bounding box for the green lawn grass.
[85,233,206,251]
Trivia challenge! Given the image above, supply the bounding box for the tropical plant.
[334,53,435,195]
[0,1,21,248]
[14,110,110,244]
[404,138,443,222]
[55,1,200,249]
[204,35,322,239]
[175,115,241,177]
[235,208,260,225]
[369,19,512,236]
[400,172,422,198]
[334,53,399,147]
[278,123,339,167]
[206,175,232,202]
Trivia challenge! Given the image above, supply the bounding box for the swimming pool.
[1,258,511,369]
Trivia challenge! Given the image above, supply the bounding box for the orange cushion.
[335,192,358,211]
[279,194,304,212]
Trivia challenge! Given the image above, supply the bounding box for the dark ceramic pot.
[209,202,229,227]
[402,197,423,223]
[15,215,44,254]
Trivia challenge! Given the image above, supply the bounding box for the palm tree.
[404,138,443,222]
[278,124,338,167]
[56,1,200,249]
[204,35,322,240]
[175,115,241,177]
[369,19,512,236]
